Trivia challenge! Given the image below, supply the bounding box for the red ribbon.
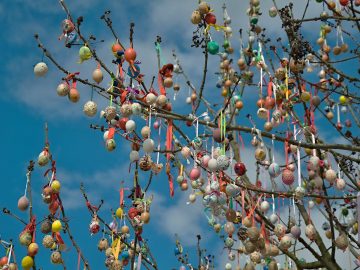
[108,127,115,140]
[158,73,166,96]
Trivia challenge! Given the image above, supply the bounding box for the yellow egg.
[51,180,61,193]
[21,256,34,269]
[52,220,62,233]
[339,95,348,104]
[115,207,123,218]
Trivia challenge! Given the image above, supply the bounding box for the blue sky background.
[0,0,358,269]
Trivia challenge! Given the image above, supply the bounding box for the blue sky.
[0,0,358,269]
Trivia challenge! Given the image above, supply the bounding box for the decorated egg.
[325,169,337,183]
[217,155,230,170]
[207,158,218,172]
[189,167,201,180]
[181,146,191,158]
[141,126,151,138]
[52,220,62,232]
[129,150,140,162]
[28,243,39,256]
[19,232,32,246]
[201,155,211,167]
[280,235,292,249]
[79,46,92,63]
[212,128,224,143]
[335,178,345,190]
[106,139,116,151]
[269,213,278,224]
[38,150,50,166]
[268,163,280,178]
[291,225,301,238]
[282,168,295,185]
[225,184,240,197]
[188,193,196,203]
[335,233,348,250]
[124,48,137,62]
[51,180,61,193]
[234,162,246,176]
[146,93,157,105]
[34,62,48,77]
[254,147,266,161]
[83,100,97,117]
[51,251,62,264]
[260,201,270,212]
[57,82,70,96]
[131,103,142,115]
[305,224,316,240]
[105,106,117,121]
[269,6,277,17]
[191,10,202,24]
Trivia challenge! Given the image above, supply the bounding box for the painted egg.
[52,220,62,232]
[38,150,50,166]
[225,184,240,197]
[57,82,70,96]
[191,10,202,24]
[291,225,301,238]
[269,213,278,224]
[335,178,345,190]
[130,150,140,162]
[217,155,230,170]
[325,169,337,183]
[181,146,191,158]
[280,235,292,249]
[282,168,295,185]
[260,201,270,212]
[202,155,211,167]
[79,46,92,63]
[124,48,137,62]
[269,6,277,17]
[254,148,266,161]
[141,126,151,138]
[21,256,34,269]
[208,158,218,172]
[105,106,117,121]
[28,243,39,256]
[204,12,216,24]
[83,101,97,117]
[234,162,246,176]
[106,139,116,151]
[131,103,142,115]
[156,95,167,107]
[305,224,316,240]
[34,62,48,77]
[268,163,281,178]
[207,41,219,55]
[213,128,225,143]
[274,223,286,238]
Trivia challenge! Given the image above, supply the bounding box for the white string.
[311,134,316,157]
[337,104,341,124]
[271,135,275,163]
[148,105,152,137]
[7,244,12,264]
[272,194,275,214]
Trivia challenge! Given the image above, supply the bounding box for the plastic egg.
[34,62,48,77]
[125,119,136,132]
[83,101,97,117]
[57,82,70,96]
[143,139,155,153]
[17,196,29,211]
[202,155,211,167]
[52,220,62,232]
[21,256,34,270]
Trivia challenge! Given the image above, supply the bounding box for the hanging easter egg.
[295,186,306,199]
[125,119,136,133]
[260,201,270,212]
[92,68,103,84]
[106,139,116,151]
[339,0,349,6]
[34,62,48,77]
[189,167,201,181]
[282,168,295,185]
[105,106,117,121]
[234,162,246,176]
[83,100,97,117]
[325,169,337,183]
[52,220,62,233]
[131,103,141,115]
[224,221,235,235]
[98,238,109,251]
[163,77,173,88]
[51,251,62,264]
[141,126,150,138]
[335,233,348,250]
[269,6,277,17]
[191,136,203,150]
[143,139,155,153]
[51,180,61,193]
[269,213,278,224]
[208,158,218,172]
[28,243,39,256]
[335,178,345,190]
[268,163,281,178]
[21,256,33,270]
[213,128,225,143]
[198,1,210,14]
[201,155,211,167]
[42,235,55,249]
[204,12,216,24]
[68,88,80,103]
[40,220,52,234]
[129,150,140,162]
[61,19,74,33]
[19,232,32,246]
[188,193,196,203]
[224,237,234,248]
[225,263,232,270]
[57,82,70,96]
[255,147,266,161]
[305,224,316,240]
[274,223,286,238]
[146,93,157,105]
[217,155,230,170]
[79,46,92,63]
[280,235,292,250]
[18,196,29,211]
[247,227,260,241]
[290,225,301,239]
[38,150,50,166]
[124,48,137,63]
[156,94,168,107]
[191,10,202,24]
[0,257,8,267]
[207,41,219,55]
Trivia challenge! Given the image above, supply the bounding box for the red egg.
[112,43,123,52]
[282,169,295,185]
[339,0,349,6]
[264,96,275,110]
[0,256,8,266]
[118,118,128,130]
[124,48,137,62]
[204,13,216,25]
[234,162,246,176]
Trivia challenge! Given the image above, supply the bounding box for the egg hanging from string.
[83,101,97,117]
[34,62,48,77]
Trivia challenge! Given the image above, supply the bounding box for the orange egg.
[68,88,80,103]
[124,48,137,62]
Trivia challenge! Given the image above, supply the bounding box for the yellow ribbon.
[205,24,227,34]
[112,237,122,260]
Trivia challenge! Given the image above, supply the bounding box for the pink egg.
[189,167,201,181]
[202,155,211,167]
[282,169,295,185]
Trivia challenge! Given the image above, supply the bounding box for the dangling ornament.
[92,67,103,84]
[17,196,29,211]
[56,82,70,96]
[34,62,48,77]
[282,168,295,185]
[83,101,97,117]
[78,45,92,63]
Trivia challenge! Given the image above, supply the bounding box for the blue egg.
[268,163,281,178]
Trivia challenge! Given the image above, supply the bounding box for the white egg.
[34,62,48,77]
